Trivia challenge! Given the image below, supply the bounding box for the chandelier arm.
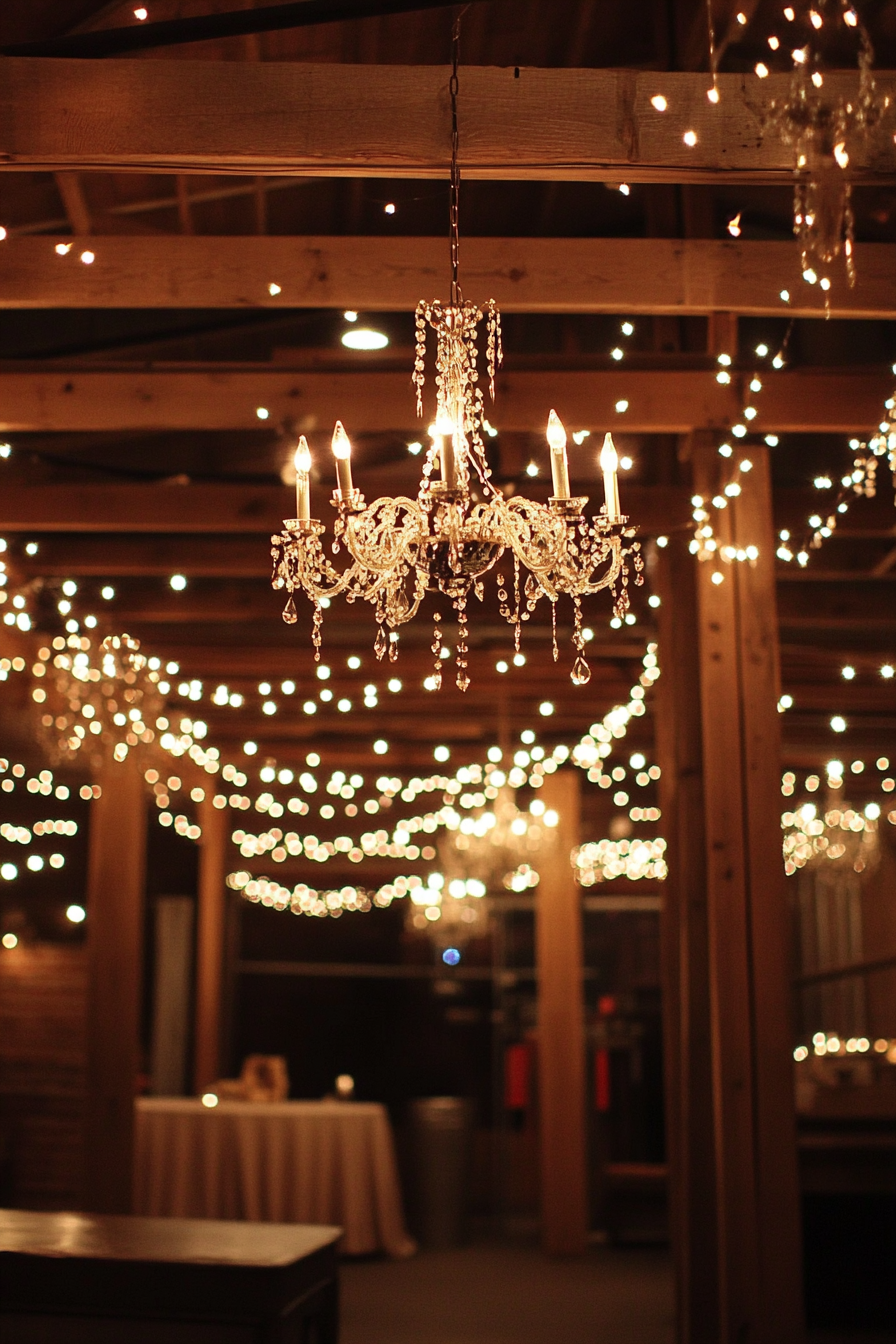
[561,536,626,596]
[501,499,571,576]
[338,497,428,575]
[274,529,373,602]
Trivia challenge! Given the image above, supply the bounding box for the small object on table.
[204,1053,289,1103]
[0,1208,340,1344]
[335,1073,355,1100]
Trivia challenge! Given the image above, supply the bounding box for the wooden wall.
[0,943,87,1208]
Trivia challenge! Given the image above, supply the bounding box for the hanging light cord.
[449,6,469,307]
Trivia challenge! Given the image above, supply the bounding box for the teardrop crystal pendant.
[456,672,470,692]
[571,655,591,686]
[282,595,297,624]
[374,625,387,660]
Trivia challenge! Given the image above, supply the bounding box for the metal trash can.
[409,1097,474,1249]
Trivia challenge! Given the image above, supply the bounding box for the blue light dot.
[442,947,461,966]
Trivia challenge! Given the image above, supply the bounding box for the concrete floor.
[341,1241,675,1344]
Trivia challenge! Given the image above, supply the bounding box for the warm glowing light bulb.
[295,440,311,475]
[331,421,353,495]
[546,410,570,499]
[600,433,621,521]
[546,409,567,453]
[600,432,619,474]
[294,437,312,521]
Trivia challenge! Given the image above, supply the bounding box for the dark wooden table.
[0,1209,341,1343]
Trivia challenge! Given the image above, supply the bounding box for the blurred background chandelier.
[272,18,641,691]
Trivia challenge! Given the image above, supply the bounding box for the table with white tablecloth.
[134,1098,416,1257]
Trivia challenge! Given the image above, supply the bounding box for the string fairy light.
[2,572,670,922]
[689,329,792,576]
[574,837,667,883]
[777,377,896,566]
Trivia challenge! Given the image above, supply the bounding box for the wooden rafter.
[0,483,687,535]
[1,61,894,183]
[3,236,896,318]
[0,368,888,433]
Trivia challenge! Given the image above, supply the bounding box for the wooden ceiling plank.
[2,61,895,183]
[0,369,888,433]
[3,236,896,318]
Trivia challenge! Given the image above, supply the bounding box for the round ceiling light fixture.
[341,328,389,351]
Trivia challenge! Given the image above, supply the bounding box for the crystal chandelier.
[761,1,893,289]
[272,21,641,690]
[782,798,881,876]
[437,787,547,897]
[407,788,546,946]
[33,633,162,769]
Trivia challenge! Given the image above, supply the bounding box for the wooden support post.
[693,446,763,1337]
[731,447,804,1342]
[693,440,804,1343]
[655,437,803,1343]
[83,756,146,1214]
[535,769,588,1256]
[194,794,227,1094]
[654,537,720,1344]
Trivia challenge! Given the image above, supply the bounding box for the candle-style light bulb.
[331,421,354,496]
[546,409,571,499]
[600,432,621,521]
[294,437,312,522]
[434,410,457,487]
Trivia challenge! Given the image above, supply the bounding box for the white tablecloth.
[134,1098,415,1257]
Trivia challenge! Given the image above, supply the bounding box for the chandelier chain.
[448,7,467,307]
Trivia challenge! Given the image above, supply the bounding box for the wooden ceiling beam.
[2,484,893,539]
[3,236,896,318]
[1,61,894,184]
[17,535,272,578]
[143,642,651,676]
[0,368,888,434]
[14,520,896,580]
[27,580,886,631]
